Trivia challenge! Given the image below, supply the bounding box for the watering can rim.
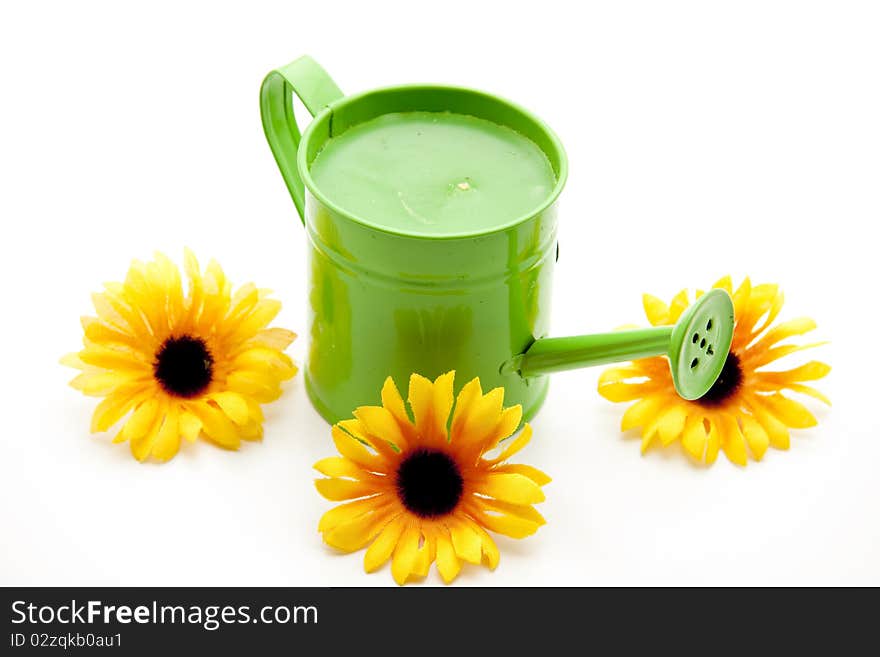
[297,82,568,240]
[261,55,568,241]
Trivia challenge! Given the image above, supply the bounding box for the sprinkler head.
[667,289,735,400]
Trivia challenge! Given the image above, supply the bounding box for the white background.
[1,1,877,586]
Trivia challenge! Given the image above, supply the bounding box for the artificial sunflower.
[598,276,830,466]
[314,371,549,585]
[63,250,297,462]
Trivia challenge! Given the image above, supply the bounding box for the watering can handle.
[260,56,344,224]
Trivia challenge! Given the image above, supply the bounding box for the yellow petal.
[479,472,545,505]
[130,424,159,462]
[190,401,241,449]
[318,497,386,533]
[785,384,831,406]
[430,371,455,439]
[380,376,412,428]
[79,344,148,372]
[656,405,687,445]
[233,347,296,379]
[60,352,88,370]
[751,317,818,353]
[238,420,263,442]
[598,381,658,403]
[231,299,282,338]
[411,533,435,579]
[151,410,181,462]
[477,510,540,539]
[121,398,160,444]
[463,403,524,459]
[681,414,708,462]
[479,404,523,452]
[461,386,505,444]
[314,478,379,502]
[406,373,435,435]
[486,424,533,464]
[472,522,500,569]
[90,385,148,433]
[80,317,140,350]
[182,250,203,326]
[598,366,646,386]
[448,519,482,565]
[391,524,420,585]
[759,361,831,384]
[748,287,785,339]
[70,370,138,396]
[640,431,655,454]
[89,292,127,331]
[668,289,690,322]
[450,377,483,439]
[331,423,385,471]
[719,414,748,467]
[744,341,827,369]
[224,283,260,326]
[733,283,778,341]
[620,395,665,431]
[179,411,202,442]
[760,394,817,429]
[712,275,733,293]
[313,457,366,480]
[153,252,184,325]
[225,371,281,403]
[337,419,398,459]
[480,498,547,525]
[741,414,769,461]
[460,517,501,569]
[352,406,407,453]
[324,506,393,552]
[364,515,405,573]
[93,290,150,338]
[128,398,165,461]
[705,418,721,464]
[244,397,264,424]
[491,463,552,486]
[732,276,752,317]
[642,294,670,326]
[209,391,250,425]
[251,327,297,351]
[434,529,461,584]
[748,398,791,449]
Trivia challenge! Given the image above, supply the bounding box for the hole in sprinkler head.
[700,338,707,348]
[690,357,699,369]
[706,318,713,331]
[692,333,699,343]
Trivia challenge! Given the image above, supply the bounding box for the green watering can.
[260,56,734,424]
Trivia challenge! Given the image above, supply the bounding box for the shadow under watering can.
[261,56,734,424]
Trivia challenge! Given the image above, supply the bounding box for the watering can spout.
[504,289,735,401]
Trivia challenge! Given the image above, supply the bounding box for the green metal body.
[261,57,565,423]
[260,56,735,423]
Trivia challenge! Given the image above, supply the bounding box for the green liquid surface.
[309,112,556,236]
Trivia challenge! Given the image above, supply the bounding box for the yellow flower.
[63,250,297,462]
[598,276,830,466]
[314,371,549,585]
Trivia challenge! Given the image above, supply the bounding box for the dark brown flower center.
[396,448,463,518]
[696,351,742,407]
[153,336,214,398]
